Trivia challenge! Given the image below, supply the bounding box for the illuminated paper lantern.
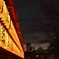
[0,0,24,58]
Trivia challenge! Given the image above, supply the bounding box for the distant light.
[36,55,38,57]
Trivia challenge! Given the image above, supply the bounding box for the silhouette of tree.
[47,40,58,54]
[26,43,35,52]
[30,4,59,51]
[41,4,59,52]
[36,47,45,54]
[41,4,59,39]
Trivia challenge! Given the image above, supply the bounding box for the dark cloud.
[15,0,59,5]
[15,0,59,49]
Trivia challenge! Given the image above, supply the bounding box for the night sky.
[14,0,59,50]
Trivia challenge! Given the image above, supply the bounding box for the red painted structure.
[4,0,24,51]
[0,0,24,59]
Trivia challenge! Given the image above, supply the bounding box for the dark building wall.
[25,51,55,59]
[0,47,23,59]
[0,55,22,59]
[25,51,36,59]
